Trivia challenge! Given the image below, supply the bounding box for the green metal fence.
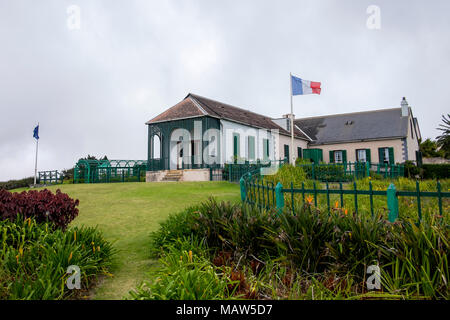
[74,159,147,184]
[240,169,449,224]
[208,159,288,182]
[38,170,64,185]
[297,162,404,182]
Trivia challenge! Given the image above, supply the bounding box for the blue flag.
[33,125,39,140]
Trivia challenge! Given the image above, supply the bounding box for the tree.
[419,138,444,158]
[436,114,450,159]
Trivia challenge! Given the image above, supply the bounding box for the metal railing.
[240,170,449,224]
[297,162,405,182]
[38,170,64,185]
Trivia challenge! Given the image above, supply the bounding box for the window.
[284,144,290,161]
[357,149,367,162]
[378,147,393,164]
[263,138,269,160]
[297,147,302,159]
[233,133,240,162]
[383,148,389,163]
[334,151,343,163]
[410,119,414,139]
[247,136,255,160]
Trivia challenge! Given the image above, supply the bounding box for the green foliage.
[0,177,34,190]
[420,138,445,158]
[0,217,115,299]
[436,114,450,158]
[130,238,236,300]
[422,164,450,179]
[142,198,450,299]
[403,160,420,178]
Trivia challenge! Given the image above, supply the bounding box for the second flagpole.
[290,73,294,165]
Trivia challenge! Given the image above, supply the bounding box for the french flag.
[291,75,321,95]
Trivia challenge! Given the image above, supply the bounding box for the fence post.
[366,161,370,178]
[387,183,399,222]
[311,163,315,180]
[239,176,247,202]
[275,182,284,215]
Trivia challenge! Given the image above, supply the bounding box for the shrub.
[0,217,115,299]
[0,177,34,190]
[131,238,237,300]
[146,198,450,299]
[0,189,79,230]
[422,164,450,179]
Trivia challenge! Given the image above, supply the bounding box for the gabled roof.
[294,108,410,145]
[147,93,311,140]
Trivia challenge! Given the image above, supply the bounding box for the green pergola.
[74,159,147,183]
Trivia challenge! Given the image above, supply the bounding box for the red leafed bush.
[0,189,79,230]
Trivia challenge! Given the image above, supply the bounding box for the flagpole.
[34,122,39,186]
[290,73,294,165]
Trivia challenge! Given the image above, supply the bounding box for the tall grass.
[0,216,115,299]
[141,198,449,300]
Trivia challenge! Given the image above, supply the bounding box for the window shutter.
[248,136,255,160]
[388,147,394,164]
[378,148,384,164]
[262,139,268,160]
[329,151,334,163]
[298,147,302,159]
[366,149,371,163]
[233,134,240,158]
[342,150,347,163]
[284,144,290,161]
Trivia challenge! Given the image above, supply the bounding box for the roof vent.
[345,120,354,125]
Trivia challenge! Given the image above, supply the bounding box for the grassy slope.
[18,182,239,299]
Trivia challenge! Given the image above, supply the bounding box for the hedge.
[422,164,450,179]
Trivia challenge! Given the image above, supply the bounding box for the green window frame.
[330,150,346,163]
[356,149,371,163]
[263,138,269,161]
[233,133,240,162]
[378,147,394,165]
[297,147,302,159]
[247,136,255,161]
[284,144,290,162]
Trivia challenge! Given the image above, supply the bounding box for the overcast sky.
[0,0,449,181]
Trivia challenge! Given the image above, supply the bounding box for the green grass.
[13,182,239,299]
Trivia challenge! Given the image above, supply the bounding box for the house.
[294,97,421,165]
[145,94,421,181]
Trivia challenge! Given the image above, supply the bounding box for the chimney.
[401,97,409,117]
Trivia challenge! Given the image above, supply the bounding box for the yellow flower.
[68,252,73,262]
[306,195,313,204]
[19,247,23,256]
[188,250,193,263]
[16,255,19,263]
[74,231,77,242]
[335,201,339,209]
[349,232,352,238]
[344,209,348,215]
[97,246,101,252]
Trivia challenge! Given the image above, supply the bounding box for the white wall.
[277,133,309,163]
[220,119,276,164]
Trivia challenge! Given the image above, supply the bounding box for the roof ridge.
[189,93,274,121]
[294,107,401,121]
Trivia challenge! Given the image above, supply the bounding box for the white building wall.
[220,119,277,164]
[277,134,309,162]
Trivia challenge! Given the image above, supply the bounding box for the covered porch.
[147,116,221,171]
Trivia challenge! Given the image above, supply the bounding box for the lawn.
[17,181,239,299]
